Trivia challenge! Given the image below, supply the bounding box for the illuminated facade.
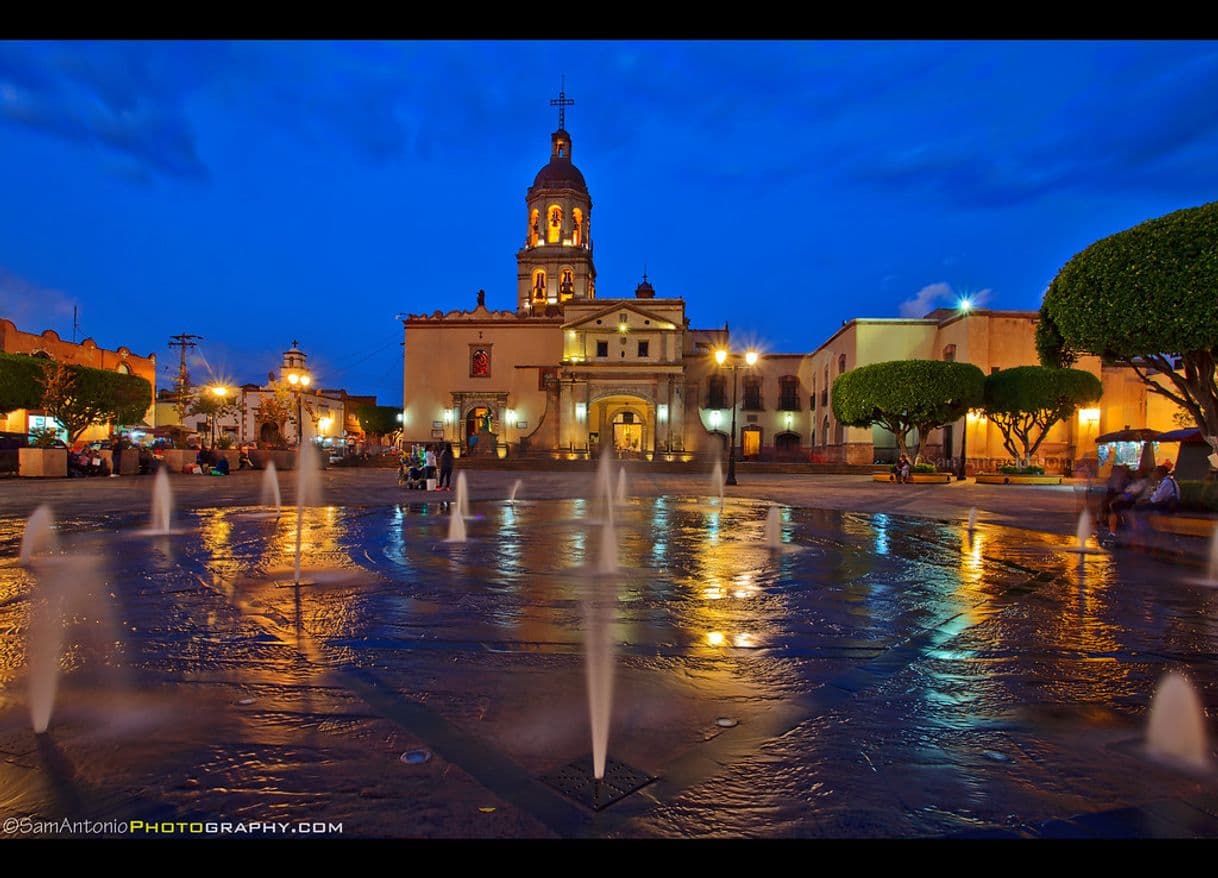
[402,113,729,459]
[0,318,156,442]
[401,103,1180,469]
[166,341,350,448]
[807,308,1181,470]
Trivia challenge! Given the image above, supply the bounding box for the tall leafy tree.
[189,391,240,447]
[354,404,401,439]
[0,351,46,415]
[253,382,297,448]
[1039,200,1218,459]
[832,360,986,463]
[38,360,151,442]
[982,366,1102,466]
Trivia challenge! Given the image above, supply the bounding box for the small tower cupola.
[634,271,656,299]
[552,128,571,160]
[280,339,309,382]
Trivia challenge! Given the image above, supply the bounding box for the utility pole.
[168,333,203,423]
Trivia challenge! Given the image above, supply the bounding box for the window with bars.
[778,375,799,411]
[742,377,762,411]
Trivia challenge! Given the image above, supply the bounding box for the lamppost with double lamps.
[287,371,312,449]
[714,347,759,486]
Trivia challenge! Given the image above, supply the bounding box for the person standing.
[424,444,438,487]
[110,434,125,478]
[438,442,454,490]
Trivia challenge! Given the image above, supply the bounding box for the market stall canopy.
[1095,428,1161,443]
[1154,427,1204,444]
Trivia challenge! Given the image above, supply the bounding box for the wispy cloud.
[899,282,991,317]
[0,266,78,331]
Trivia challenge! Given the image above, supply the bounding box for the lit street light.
[207,384,231,449]
[714,347,759,486]
[287,371,312,449]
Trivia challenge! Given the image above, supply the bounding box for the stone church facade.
[401,111,729,460]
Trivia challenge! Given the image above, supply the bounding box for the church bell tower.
[517,79,597,315]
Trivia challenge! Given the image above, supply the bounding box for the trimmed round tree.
[831,360,986,464]
[982,366,1102,467]
[1039,200,1218,455]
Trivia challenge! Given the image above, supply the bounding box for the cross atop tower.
[550,75,575,130]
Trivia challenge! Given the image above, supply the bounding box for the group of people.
[188,444,257,476]
[890,454,914,483]
[1101,461,1181,536]
[68,435,153,478]
[399,442,455,490]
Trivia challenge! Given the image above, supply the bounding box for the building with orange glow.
[0,318,156,442]
[401,109,1182,471]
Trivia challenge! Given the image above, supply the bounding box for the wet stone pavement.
[2,482,1218,838]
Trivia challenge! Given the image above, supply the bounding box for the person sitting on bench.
[1137,464,1180,514]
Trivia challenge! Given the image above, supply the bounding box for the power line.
[168,333,203,419]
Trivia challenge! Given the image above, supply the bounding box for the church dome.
[634,274,655,299]
[532,159,587,192]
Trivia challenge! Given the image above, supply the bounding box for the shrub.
[1179,480,1218,513]
[29,427,61,448]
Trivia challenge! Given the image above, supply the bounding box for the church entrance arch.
[611,410,643,454]
[591,392,655,458]
[465,406,494,443]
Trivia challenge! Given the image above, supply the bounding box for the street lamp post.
[957,410,969,481]
[208,385,230,449]
[714,348,759,486]
[287,371,312,449]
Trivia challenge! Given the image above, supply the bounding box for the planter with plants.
[872,462,953,484]
[975,463,1063,485]
[18,428,67,478]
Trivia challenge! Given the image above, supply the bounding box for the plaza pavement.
[0,466,1096,540]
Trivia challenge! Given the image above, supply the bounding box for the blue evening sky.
[2,40,1216,403]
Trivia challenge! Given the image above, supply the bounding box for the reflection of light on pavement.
[872,513,890,556]
[734,589,750,599]
[706,630,726,647]
[704,585,723,600]
[733,632,754,648]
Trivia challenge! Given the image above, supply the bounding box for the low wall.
[99,448,140,475]
[249,449,297,471]
[872,472,952,484]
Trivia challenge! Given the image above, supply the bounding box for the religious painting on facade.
[470,346,491,378]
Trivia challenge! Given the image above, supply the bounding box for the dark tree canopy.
[0,351,47,415]
[1039,200,1218,447]
[832,360,986,462]
[982,366,1102,464]
[355,404,401,438]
